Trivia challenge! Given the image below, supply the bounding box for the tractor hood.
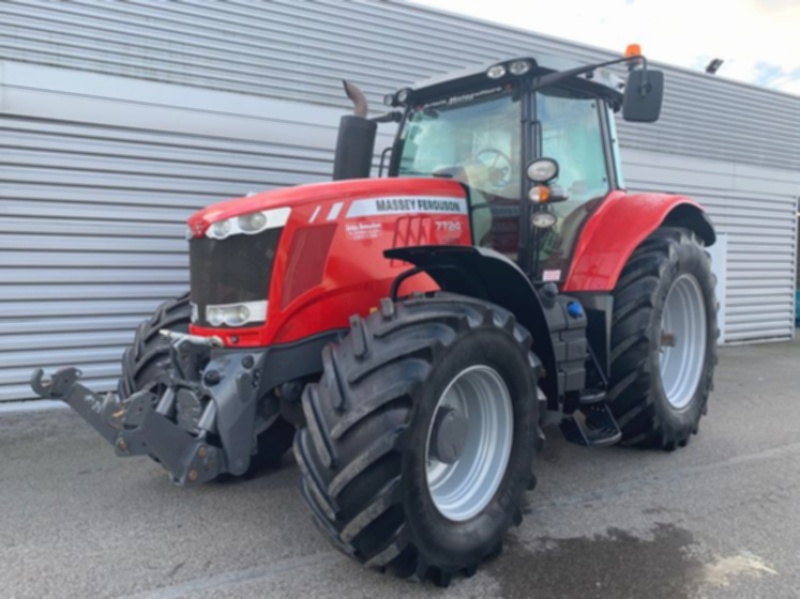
[187,177,467,237]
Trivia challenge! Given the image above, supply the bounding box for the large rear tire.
[119,293,294,471]
[293,294,540,586]
[607,227,718,449]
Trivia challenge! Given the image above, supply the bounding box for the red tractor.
[32,47,717,586]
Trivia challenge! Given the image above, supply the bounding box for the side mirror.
[623,69,664,123]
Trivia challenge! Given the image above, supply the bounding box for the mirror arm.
[533,54,642,90]
[630,55,651,97]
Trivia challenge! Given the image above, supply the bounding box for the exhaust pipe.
[332,80,377,181]
[343,80,368,118]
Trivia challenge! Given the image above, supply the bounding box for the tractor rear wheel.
[607,227,718,449]
[293,294,540,586]
[119,293,294,472]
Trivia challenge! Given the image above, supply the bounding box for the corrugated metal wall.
[1,1,798,401]
[0,63,362,402]
[1,0,798,170]
[624,150,799,342]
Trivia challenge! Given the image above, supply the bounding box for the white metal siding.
[1,0,798,401]
[0,63,354,402]
[0,0,798,170]
[624,150,800,343]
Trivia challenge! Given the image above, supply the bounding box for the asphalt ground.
[1,337,798,599]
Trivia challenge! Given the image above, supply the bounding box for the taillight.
[281,224,337,308]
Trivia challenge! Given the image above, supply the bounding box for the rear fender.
[385,245,559,404]
[562,190,716,292]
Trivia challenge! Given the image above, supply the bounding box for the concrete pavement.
[1,338,798,598]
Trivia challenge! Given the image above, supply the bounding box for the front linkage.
[30,332,267,486]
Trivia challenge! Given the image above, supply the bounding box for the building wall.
[1,0,798,170]
[1,1,798,401]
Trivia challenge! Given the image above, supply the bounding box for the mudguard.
[562,190,716,292]
[385,245,560,402]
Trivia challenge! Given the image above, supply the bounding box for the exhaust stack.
[343,80,368,118]
[332,80,377,181]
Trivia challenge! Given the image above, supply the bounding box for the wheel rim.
[425,365,513,522]
[659,274,708,410]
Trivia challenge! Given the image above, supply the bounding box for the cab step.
[577,388,606,406]
[560,403,622,447]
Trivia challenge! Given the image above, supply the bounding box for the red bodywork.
[188,178,472,348]
[561,190,707,292]
[187,180,708,348]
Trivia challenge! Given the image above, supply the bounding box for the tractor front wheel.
[293,294,541,586]
[607,227,718,449]
[120,293,294,473]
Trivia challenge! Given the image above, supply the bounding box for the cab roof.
[401,55,624,108]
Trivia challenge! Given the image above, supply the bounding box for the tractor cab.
[380,51,663,282]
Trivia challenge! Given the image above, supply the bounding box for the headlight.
[205,207,291,240]
[526,158,559,184]
[238,212,267,232]
[204,300,267,327]
[486,64,507,79]
[209,220,231,239]
[509,60,531,75]
[531,212,557,228]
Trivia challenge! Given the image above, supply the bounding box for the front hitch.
[31,367,125,446]
[30,367,224,486]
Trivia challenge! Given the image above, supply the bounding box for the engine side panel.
[189,178,472,347]
[562,190,715,292]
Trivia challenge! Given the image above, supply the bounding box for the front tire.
[607,227,718,449]
[293,294,541,586]
[119,293,294,472]
[119,293,192,398]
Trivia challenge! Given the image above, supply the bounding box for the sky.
[414,0,800,96]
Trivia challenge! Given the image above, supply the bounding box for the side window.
[537,93,609,203]
[533,91,612,281]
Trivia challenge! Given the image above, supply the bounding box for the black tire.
[293,294,541,586]
[607,227,718,450]
[119,293,192,398]
[119,293,294,471]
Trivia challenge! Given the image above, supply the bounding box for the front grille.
[189,227,283,327]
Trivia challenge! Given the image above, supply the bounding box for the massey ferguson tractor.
[32,46,717,586]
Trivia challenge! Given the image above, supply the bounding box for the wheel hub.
[429,406,469,464]
[659,274,708,410]
[425,365,514,522]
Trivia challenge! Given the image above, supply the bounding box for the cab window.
[533,89,611,280]
[397,89,522,257]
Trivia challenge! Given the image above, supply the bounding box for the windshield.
[397,89,522,201]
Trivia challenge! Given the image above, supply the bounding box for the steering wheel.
[474,149,513,189]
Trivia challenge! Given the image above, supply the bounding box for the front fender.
[385,245,559,403]
[562,190,716,292]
